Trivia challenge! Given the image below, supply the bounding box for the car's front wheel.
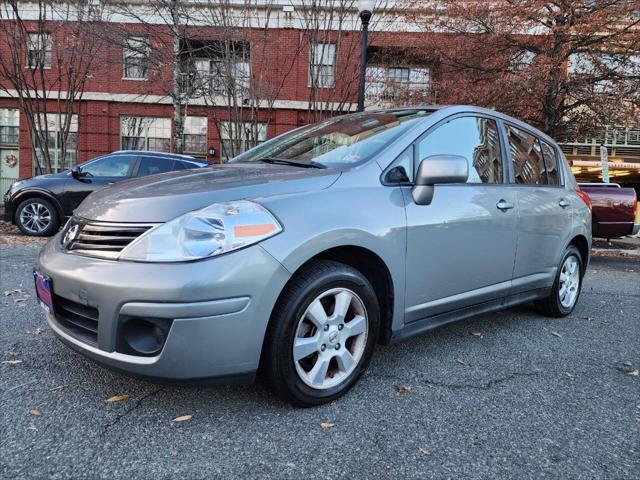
[15,198,60,237]
[264,260,380,407]
[536,245,584,317]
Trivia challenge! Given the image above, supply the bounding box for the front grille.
[65,219,158,260]
[53,294,99,347]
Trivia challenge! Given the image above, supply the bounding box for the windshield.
[229,109,433,168]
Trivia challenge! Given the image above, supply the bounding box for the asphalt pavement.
[1,243,639,479]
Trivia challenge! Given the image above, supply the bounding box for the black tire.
[15,197,60,237]
[263,260,380,407]
[536,245,584,317]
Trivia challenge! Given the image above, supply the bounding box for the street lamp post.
[357,0,373,112]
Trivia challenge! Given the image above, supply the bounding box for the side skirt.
[390,288,551,343]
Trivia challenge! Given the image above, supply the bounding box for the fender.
[10,188,65,222]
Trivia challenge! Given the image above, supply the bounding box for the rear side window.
[540,141,560,186]
[506,125,546,185]
[417,116,503,184]
[137,157,175,177]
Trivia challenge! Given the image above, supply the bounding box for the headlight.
[119,200,282,262]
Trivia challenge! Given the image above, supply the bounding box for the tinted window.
[384,146,413,184]
[540,141,560,186]
[137,156,175,177]
[506,125,546,185]
[417,116,503,184]
[81,155,135,177]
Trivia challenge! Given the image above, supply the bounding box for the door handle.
[496,199,515,211]
[559,199,570,208]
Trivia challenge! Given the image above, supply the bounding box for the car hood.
[74,163,341,222]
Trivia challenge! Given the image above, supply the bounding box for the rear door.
[504,124,570,293]
[402,114,519,321]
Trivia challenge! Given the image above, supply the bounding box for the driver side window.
[80,155,136,177]
[417,116,503,184]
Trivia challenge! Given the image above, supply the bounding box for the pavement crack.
[100,387,163,436]
[422,370,543,391]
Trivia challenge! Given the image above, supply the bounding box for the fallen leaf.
[456,358,471,368]
[28,424,38,432]
[320,422,335,429]
[169,451,178,459]
[395,385,412,396]
[172,414,193,422]
[564,372,577,380]
[419,447,432,457]
[33,328,44,336]
[471,331,483,338]
[578,316,592,321]
[551,331,562,337]
[104,394,129,403]
[4,289,24,296]
[1,359,22,365]
[624,361,632,367]
[51,385,65,391]
[30,409,42,416]
[627,370,640,377]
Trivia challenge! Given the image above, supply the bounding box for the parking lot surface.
[1,244,639,479]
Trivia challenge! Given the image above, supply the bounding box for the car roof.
[107,151,207,165]
[370,105,558,146]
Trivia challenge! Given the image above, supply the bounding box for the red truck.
[579,183,639,239]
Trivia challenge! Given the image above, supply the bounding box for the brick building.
[1,1,638,193]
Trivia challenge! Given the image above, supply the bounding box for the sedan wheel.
[293,288,368,390]
[536,245,583,317]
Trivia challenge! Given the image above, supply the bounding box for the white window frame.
[27,32,52,69]
[32,113,78,174]
[120,116,171,152]
[183,116,208,155]
[0,108,19,145]
[365,65,430,104]
[219,121,267,161]
[123,35,149,80]
[309,43,336,88]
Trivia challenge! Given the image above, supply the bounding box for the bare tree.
[408,0,640,139]
[0,0,107,173]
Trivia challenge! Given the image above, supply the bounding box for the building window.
[365,66,430,105]
[309,43,336,88]
[506,124,546,185]
[183,116,207,156]
[219,121,266,161]
[27,33,52,69]
[0,108,19,145]
[33,114,78,174]
[120,117,171,151]
[123,36,149,79]
[188,43,250,97]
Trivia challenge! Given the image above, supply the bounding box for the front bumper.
[3,199,13,222]
[38,235,291,382]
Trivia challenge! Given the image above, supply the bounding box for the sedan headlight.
[119,200,282,262]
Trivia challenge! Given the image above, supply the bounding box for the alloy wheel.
[558,255,580,309]
[19,202,52,234]
[293,287,368,390]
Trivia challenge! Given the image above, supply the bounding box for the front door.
[0,148,19,197]
[404,115,518,322]
[64,154,137,214]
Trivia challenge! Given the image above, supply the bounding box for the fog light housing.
[118,317,172,357]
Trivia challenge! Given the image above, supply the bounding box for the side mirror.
[70,166,82,179]
[412,155,469,205]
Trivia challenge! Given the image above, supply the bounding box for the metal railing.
[1,177,16,196]
[559,126,640,158]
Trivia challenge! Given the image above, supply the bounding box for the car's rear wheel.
[264,260,380,407]
[536,245,583,317]
[15,198,60,237]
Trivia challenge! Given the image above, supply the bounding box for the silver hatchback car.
[36,106,592,406]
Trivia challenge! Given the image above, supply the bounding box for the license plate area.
[33,271,53,313]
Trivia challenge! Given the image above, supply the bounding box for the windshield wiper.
[258,157,327,169]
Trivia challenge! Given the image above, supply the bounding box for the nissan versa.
[36,106,592,407]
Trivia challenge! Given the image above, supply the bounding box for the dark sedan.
[3,151,208,236]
